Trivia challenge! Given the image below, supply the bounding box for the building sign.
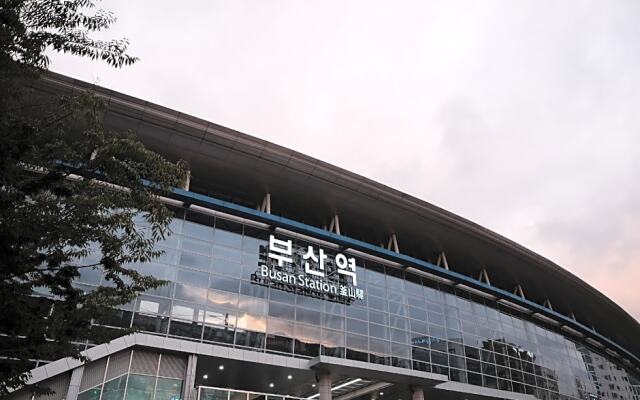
[251,234,363,303]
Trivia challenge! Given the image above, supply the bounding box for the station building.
[9,72,640,400]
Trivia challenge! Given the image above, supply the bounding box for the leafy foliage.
[0,0,186,395]
[2,0,137,71]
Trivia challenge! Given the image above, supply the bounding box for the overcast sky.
[48,0,640,322]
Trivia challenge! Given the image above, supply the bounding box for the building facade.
[9,73,640,400]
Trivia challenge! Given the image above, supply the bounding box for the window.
[125,375,156,400]
[78,386,102,400]
[102,376,127,400]
[155,378,183,400]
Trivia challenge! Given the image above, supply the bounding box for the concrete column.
[410,385,424,400]
[182,354,198,400]
[65,365,85,400]
[319,371,332,400]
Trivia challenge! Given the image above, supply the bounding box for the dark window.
[266,334,293,354]
[235,330,265,349]
[169,320,203,339]
[203,325,235,344]
[132,313,169,334]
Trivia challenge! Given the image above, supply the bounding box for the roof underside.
[33,71,640,364]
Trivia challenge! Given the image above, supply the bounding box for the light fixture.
[531,312,560,325]
[405,267,454,285]
[218,365,225,370]
[203,374,208,380]
[311,384,316,388]
[269,383,274,388]
[454,283,497,300]
[497,299,532,314]
[287,375,292,380]
[307,378,362,399]
[379,392,384,396]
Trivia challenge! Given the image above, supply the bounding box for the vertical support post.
[386,234,399,253]
[514,285,526,300]
[65,365,85,400]
[436,253,449,270]
[328,215,341,235]
[410,385,424,400]
[183,354,198,400]
[258,193,271,214]
[318,371,332,400]
[478,269,491,285]
[181,170,191,191]
[264,193,271,214]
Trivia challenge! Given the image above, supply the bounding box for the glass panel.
[321,329,345,357]
[203,324,235,344]
[174,284,208,303]
[171,301,203,321]
[155,378,183,400]
[204,307,236,327]
[296,308,321,325]
[214,220,243,248]
[183,220,213,240]
[177,268,209,287]
[212,258,242,277]
[229,391,248,400]
[78,386,102,400]
[268,302,295,319]
[266,333,293,353]
[137,297,170,315]
[294,324,320,356]
[169,319,203,339]
[214,245,243,262]
[236,312,266,332]
[102,376,127,400]
[201,388,229,400]
[210,275,240,293]
[208,290,238,308]
[235,330,265,348]
[132,314,169,334]
[125,374,156,400]
[181,238,211,255]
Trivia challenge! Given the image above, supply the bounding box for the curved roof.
[34,71,640,369]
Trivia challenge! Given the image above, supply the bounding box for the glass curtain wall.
[72,207,640,400]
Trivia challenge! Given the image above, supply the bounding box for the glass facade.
[73,207,640,400]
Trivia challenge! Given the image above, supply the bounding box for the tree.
[0,0,186,395]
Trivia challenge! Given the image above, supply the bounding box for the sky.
[48,0,640,322]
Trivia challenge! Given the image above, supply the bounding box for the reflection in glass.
[102,375,127,400]
[154,378,183,400]
[84,211,640,400]
[125,374,155,400]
